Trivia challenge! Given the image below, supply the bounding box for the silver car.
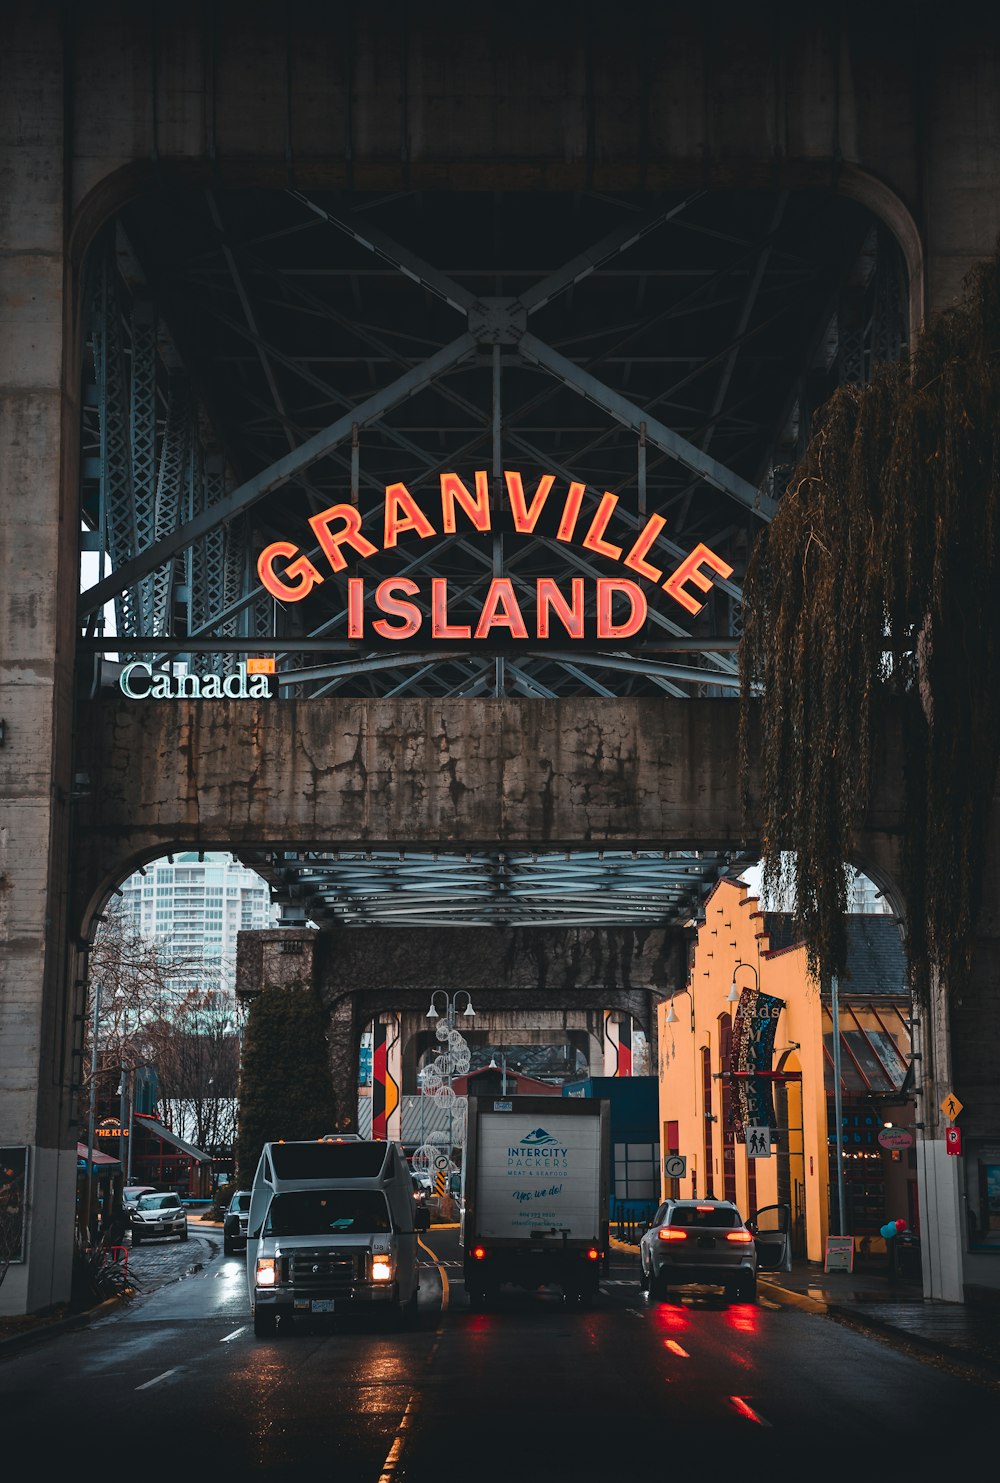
[130,1191,188,1245]
[639,1198,759,1302]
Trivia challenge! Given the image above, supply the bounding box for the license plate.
[311,1299,334,1313]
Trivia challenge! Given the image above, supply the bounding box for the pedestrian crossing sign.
[940,1092,963,1121]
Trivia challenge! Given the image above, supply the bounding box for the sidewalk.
[759,1260,1000,1386]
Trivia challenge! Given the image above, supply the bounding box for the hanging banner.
[730,989,785,1142]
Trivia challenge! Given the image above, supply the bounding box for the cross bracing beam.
[78,330,478,618]
[517,332,775,520]
[287,188,771,519]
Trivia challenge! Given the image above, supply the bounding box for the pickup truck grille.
[286,1248,360,1293]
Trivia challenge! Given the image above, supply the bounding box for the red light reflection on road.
[724,1303,761,1336]
[650,1303,690,1334]
[730,1395,772,1426]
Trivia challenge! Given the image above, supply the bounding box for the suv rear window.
[669,1206,742,1229]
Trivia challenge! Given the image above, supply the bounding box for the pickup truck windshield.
[263,1190,393,1236]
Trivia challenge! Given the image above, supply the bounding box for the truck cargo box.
[460,1095,610,1307]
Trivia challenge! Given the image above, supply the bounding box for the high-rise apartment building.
[118,852,278,1018]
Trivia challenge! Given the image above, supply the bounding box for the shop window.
[966,1143,1000,1250]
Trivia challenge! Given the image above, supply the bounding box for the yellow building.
[656,879,914,1265]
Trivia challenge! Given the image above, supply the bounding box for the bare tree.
[147,992,242,1152]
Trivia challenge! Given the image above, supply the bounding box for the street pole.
[126,1067,135,1183]
[84,981,101,1244]
[830,974,847,1237]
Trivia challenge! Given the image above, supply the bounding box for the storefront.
[127,1115,213,1198]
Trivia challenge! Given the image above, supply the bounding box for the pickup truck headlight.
[371,1256,393,1282]
[255,1257,277,1287]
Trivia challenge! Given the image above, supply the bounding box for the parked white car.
[130,1191,188,1245]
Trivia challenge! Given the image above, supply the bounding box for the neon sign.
[256,470,734,639]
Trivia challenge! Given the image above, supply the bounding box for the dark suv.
[639,1198,759,1301]
[223,1189,252,1256]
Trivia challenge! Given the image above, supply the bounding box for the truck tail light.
[255,1257,277,1287]
[727,1230,754,1243]
[586,1248,600,1261]
[472,1246,487,1260]
[657,1228,688,1243]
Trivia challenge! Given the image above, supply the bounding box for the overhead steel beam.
[287,190,478,315]
[78,331,477,618]
[517,195,702,316]
[517,331,776,520]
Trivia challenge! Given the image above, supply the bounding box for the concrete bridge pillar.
[0,18,78,1318]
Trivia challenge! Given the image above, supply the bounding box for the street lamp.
[425,990,476,1022]
[664,986,695,1032]
[729,960,759,1002]
[488,1051,509,1096]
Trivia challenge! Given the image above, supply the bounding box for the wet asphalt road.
[2,1225,995,1480]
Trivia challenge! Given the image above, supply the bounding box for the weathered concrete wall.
[236,925,682,1132]
[72,694,909,920]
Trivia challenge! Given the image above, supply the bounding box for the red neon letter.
[372,578,423,639]
[441,471,491,534]
[473,579,529,640]
[556,481,585,543]
[581,492,623,561]
[257,542,323,601]
[536,578,584,640]
[663,543,734,616]
[623,513,667,583]
[348,577,365,638]
[308,502,378,574]
[505,471,555,533]
[384,483,436,548]
[431,578,471,638]
[596,579,647,639]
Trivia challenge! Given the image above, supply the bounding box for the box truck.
[460,1095,610,1308]
[246,1136,429,1336]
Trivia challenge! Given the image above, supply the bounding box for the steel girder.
[81,187,899,707]
[247,848,749,931]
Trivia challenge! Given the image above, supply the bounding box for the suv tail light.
[657,1228,688,1242]
[726,1230,754,1243]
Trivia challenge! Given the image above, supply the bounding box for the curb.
[822,1303,1000,1384]
[0,1294,121,1358]
[757,1278,827,1314]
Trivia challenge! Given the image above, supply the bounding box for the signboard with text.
[824,1236,855,1273]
